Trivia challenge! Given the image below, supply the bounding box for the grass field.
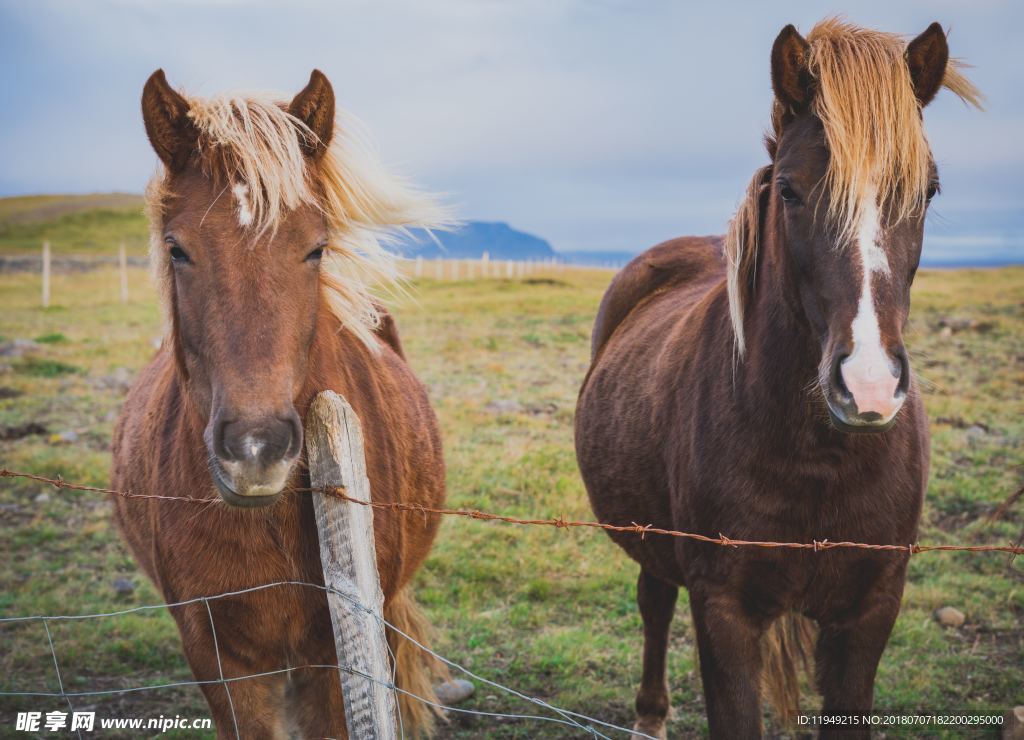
[0,214,1021,737]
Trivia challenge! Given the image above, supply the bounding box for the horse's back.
[590,236,724,361]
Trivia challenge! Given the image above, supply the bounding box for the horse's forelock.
[144,92,450,352]
[803,18,981,238]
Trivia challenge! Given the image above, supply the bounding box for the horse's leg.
[174,607,289,739]
[815,591,902,740]
[689,587,768,739]
[633,569,678,739]
[287,664,347,740]
[196,677,288,740]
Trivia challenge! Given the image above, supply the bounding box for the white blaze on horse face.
[232,183,254,227]
[840,186,903,421]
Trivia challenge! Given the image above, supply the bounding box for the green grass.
[13,357,81,378]
[0,226,1021,736]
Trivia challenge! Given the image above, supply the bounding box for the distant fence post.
[481,251,489,278]
[305,391,398,740]
[118,242,128,304]
[415,255,423,278]
[41,241,51,308]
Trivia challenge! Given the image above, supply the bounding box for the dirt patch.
[0,422,47,440]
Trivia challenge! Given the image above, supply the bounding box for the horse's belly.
[577,368,687,584]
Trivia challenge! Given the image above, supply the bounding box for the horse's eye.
[778,180,800,205]
[926,180,940,202]
[305,246,325,263]
[165,239,190,264]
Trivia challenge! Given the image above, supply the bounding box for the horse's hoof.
[632,714,668,739]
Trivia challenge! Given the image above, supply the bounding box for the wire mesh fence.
[0,580,652,739]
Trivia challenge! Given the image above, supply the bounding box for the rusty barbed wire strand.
[2,467,1021,556]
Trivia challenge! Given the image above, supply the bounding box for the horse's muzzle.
[822,346,909,433]
[205,411,302,506]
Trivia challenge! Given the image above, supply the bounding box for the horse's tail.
[384,586,449,737]
[760,612,817,729]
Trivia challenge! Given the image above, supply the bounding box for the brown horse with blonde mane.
[575,20,981,739]
[112,69,448,738]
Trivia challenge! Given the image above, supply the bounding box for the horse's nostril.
[831,353,851,398]
[894,349,910,394]
[283,413,303,459]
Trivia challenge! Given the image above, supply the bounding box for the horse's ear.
[906,22,949,107]
[771,24,812,113]
[289,70,335,158]
[141,70,197,172]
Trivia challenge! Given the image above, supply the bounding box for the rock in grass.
[0,339,40,358]
[934,606,965,628]
[48,430,79,444]
[965,425,988,442]
[1002,706,1024,739]
[434,679,475,706]
[34,492,51,504]
[112,578,135,596]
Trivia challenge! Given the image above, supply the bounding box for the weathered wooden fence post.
[41,241,51,308]
[306,391,398,740]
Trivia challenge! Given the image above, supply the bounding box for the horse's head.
[729,20,979,433]
[141,70,443,505]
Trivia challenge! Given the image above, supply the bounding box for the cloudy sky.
[0,0,1020,262]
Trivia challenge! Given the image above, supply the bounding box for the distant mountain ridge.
[0,195,1017,267]
[393,221,556,260]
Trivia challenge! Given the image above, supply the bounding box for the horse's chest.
[153,505,319,602]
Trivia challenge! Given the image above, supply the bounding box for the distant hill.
[393,221,556,260]
[0,196,558,261]
[0,193,148,255]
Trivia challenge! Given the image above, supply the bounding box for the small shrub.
[14,357,80,377]
[34,332,68,344]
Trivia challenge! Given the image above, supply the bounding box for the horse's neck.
[733,239,823,438]
[296,304,362,413]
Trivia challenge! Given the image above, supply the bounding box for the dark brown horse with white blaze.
[575,20,980,739]
[112,69,449,738]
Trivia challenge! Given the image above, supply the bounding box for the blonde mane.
[804,18,981,237]
[725,19,982,356]
[145,91,449,351]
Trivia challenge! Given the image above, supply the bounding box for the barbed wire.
[2,468,1021,556]
[0,580,648,739]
